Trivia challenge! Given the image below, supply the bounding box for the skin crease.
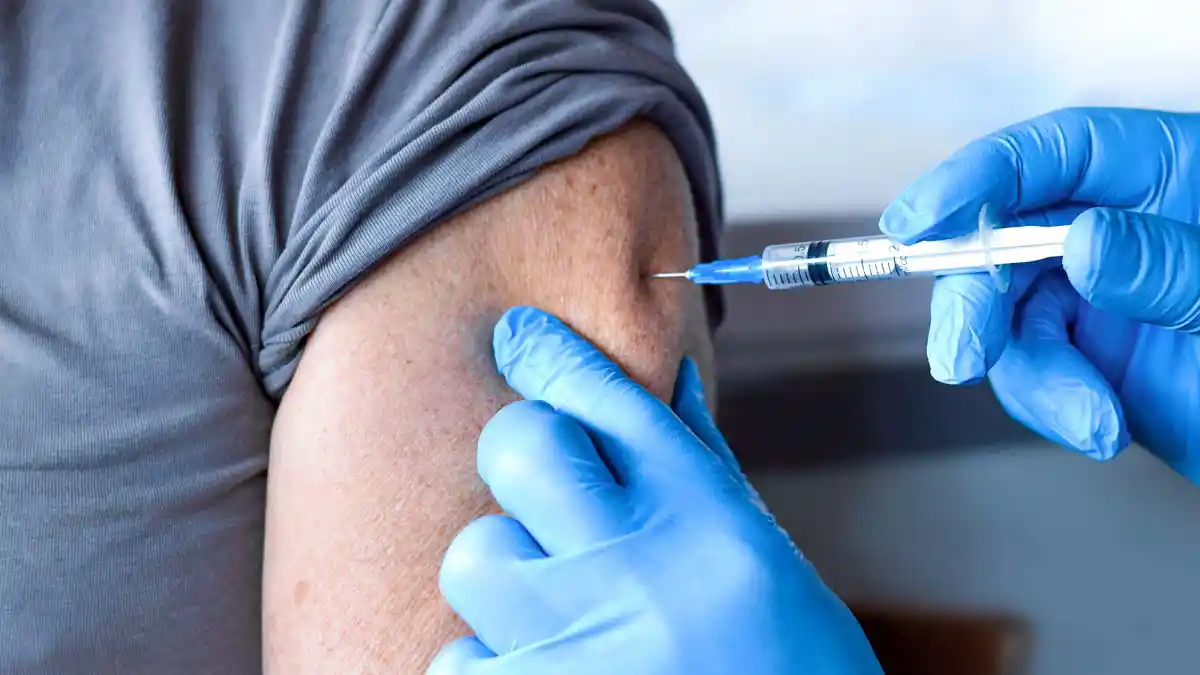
[263,120,716,673]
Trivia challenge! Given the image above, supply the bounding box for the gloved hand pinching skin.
[880,107,1200,482]
[426,306,882,675]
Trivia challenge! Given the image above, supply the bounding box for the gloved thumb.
[1064,208,1200,332]
[671,357,773,516]
[671,358,743,479]
[425,636,492,675]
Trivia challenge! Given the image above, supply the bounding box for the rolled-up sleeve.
[255,0,723,397]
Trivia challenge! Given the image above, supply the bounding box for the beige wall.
[655,0,1200,219]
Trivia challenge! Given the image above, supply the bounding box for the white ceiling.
[655,1,1200,220]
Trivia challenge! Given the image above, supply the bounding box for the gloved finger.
[880,108,1192,244]
[493,306,722,489]
[670,357,742,476]
[462,629,632,675]
[477,400,632,556]
[926,206,1086,384]
[1064,207,1200,333]
[671,356,780,524]
[425,636,493,675]
[438,514,560,654]
[928,266,1036,385]
[987,271,1130,459]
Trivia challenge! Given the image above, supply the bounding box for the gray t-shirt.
[0,1,721,672]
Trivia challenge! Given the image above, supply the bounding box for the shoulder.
[316,119,714,398]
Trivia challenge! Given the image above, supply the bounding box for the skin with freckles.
[262,120,715,674]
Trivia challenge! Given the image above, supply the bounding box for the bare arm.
[263,121,716,673]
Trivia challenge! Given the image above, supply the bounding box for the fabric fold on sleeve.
[256,0,724,399]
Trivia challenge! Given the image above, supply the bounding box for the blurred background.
[652,2,1200,674]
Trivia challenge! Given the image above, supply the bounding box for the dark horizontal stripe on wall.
[716,365,1038,470]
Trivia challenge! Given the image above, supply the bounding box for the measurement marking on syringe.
[723,220,1070,291]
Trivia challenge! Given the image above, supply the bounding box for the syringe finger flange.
[977,202,1010,293]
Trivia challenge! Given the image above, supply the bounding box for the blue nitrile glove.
[426,306,882,675]
[880,107,1200,483]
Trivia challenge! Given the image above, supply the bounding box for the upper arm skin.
[263,120,716,673]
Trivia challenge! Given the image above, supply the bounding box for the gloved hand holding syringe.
[653,204,1066,293]
[657,107,1200,484]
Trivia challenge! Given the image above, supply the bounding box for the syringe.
[653,206,1069,292]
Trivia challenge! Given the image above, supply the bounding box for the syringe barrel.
[760,235,924,289]
[759,213,1069,291]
